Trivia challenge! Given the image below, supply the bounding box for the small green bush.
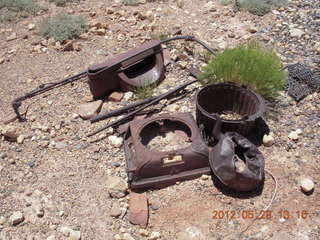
[122,0,139,6]
[49,0,80,7]
[199,41,286,100]
[235,0,288,15]
[219,0,234,6]
[39,13,88,42]
[0,0,46,22]
[134,84,156,99]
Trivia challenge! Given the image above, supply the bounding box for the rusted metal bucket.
[196,83,266,138]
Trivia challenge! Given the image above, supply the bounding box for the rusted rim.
[196,83,266,123]
[136,116,195,154]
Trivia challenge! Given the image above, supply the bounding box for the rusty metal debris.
[124,113,211,189]
[87,79,198,137]
[209,114,265,192]
[88,40,165,99]
[196,83,266,138]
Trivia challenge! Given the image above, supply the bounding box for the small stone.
[33,204,44,217]
[9,158,16,164]
[63,41,74,51]
[110,203,122,217]
[263,134,274,147]
[0,58,4,64]
[123,92,133,101]
[295,129,302,135]
[108,92,124,102]
[246,25,258,33]
[300,178,314,193]
[1,125,19,141]
[106,176,128,198]
[129,192,148,227]
[17,135,25,144]
[6,32,17,41]
[108,135,123,148]
[69,230,81,240]
[139,229,149,237]
[148,232,160,240]
[114,234,122,240]
[9,211,24,225]
[150,199,161,210]
[28,24,36,31]
[288,131,299,141]
[78,100,103,120]
[228,32,235,38]
[290,28,304,38]
[46,236,55,240]
[123,233,135,240]
[0,216,6,225]
[96,28,106,35]
[179,61,188,69]
[200,174,209,180]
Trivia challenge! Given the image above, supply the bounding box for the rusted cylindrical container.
[196,83,266,138]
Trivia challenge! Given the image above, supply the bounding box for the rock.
[179,61,188,69]
[106,175,128,198]
[150,199,161,210]
[28,24,36,31]
[69,230,81,240]
[300,178,314,193]
[148,232,160,240]
[33,204,44,217]
[46,236,55,240]
[17,135,25,144]
[129,192,148,227]
[204,1,216,12]
[0,216,6,225]
[123,92,133,101]
[123,233,135,240]
[108,92,124,102]
[0,58,4,64]
[228,32,236,38]
[110,203,122,217]
[290,28,304,38]
[246,25,258,33]
[1,126,19,141]
[78,100,103,120]
[114,234,122,240]
[295,128,303,135]
[263,134,274,147]
[139,229,149,237]
[315,42,320,53]
[108,135,123,148]
[6,32,17,41]
[288,131,299,141]
[96,28,106,35]
[63,41,74,51]
[9,211,24,225]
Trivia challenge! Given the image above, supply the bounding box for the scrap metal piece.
[196,83,266,139]
[87,40,165,99]
[208,114,265,192]
[124,113,211,189]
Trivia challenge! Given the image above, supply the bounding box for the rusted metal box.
[124,113,211,189]
[87,40,165,99]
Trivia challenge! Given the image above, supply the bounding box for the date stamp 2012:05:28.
[212,210,310,220]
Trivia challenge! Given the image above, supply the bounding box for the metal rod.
[87,79,197,137]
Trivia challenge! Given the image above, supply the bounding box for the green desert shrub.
[134,84,156,99]
[39,13,88,42]
[0,0,46,22]
[199,41,286,100]
[49,0,80,7]
[235,0,288,15]
[122,0,139,6]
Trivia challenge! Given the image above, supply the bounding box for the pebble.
[33,204,44,217]
[110,203,122,217]
[17,135,25,144]
[9,211,24,225]
[150,199,161,210]
[123,92,133,101]
[78,100,103,120]
[148,232,160,240]
[108,135,123,148]
[6,32,17,41]
[108,92,124,102]
[27,24,36,31]
[288,131,299,141]
[105,175,128,198]
[0,58,4,64]
[289,28,305,38]
[139,229,149,237]
[200,174,210,180]
[0,216,6,225]
[263,134,275,147]
[1,125,19,141]
[46,236,55,240]
[123,233,135,240]
[300,177,315,193]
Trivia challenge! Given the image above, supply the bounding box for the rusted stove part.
[209,114,265,192]
[87,40,165,99]
[124,113,211,189]
[196,83,266,139]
